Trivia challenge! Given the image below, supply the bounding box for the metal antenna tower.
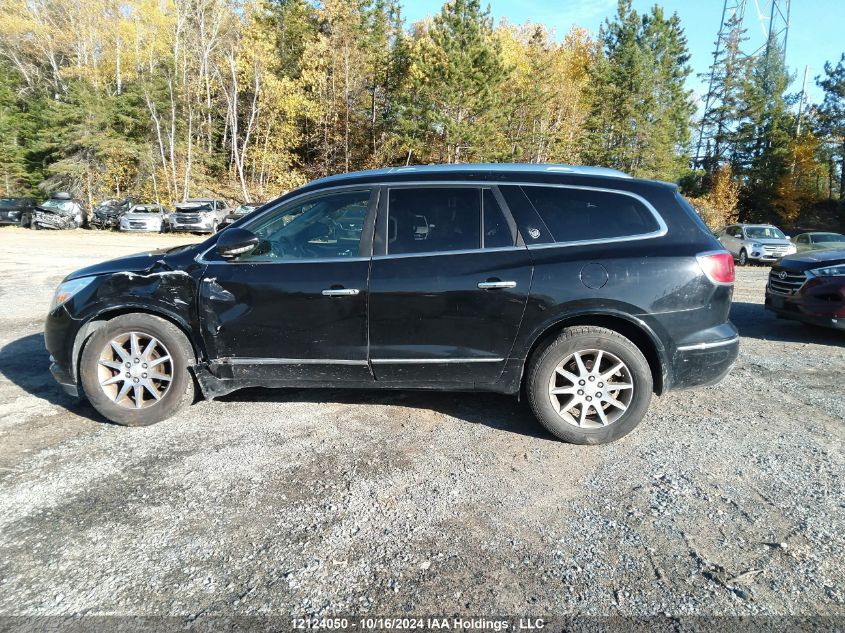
[693,0,747,169]
[694,0,792,170]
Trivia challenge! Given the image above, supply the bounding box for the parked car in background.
[766,249,845,330]
[118,203,168,233]
[716,223,796,265]
[45,163,738,445]
[32,193,84,230]
[91,197,141,230]
[167,198,229,233]
[0,197,38,227]
[791,232,845,253]
[220,202,262,229]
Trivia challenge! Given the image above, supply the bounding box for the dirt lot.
[0,227,842,620]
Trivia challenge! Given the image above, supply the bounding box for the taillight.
[697,251,735,285]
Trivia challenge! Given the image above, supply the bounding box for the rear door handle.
[477,280,517,289]
[322,288,360,296]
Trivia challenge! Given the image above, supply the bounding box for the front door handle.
[322,288,360,296]
[477,280,517,289]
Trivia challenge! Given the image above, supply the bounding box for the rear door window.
[521,186,660,243]
[387,187,481,255]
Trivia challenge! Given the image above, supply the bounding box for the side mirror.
[215,227,258,259]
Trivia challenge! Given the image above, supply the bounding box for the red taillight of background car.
[697,251,735,285]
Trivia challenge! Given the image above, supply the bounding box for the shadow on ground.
[3,307,839,434]
[0,332,548,439]
[730,301,844,345]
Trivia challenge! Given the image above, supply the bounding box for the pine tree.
[817,54,845,222]
[398,0,507,163]
[695,13,748,174]
[582,1,693,181]
[732,35,794,222]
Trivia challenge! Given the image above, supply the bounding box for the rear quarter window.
[521,186,660,243]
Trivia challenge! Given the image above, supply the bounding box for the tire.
[526,326,653,445]
[211,221,219,234]
[79,313,195,426]
[19,212,31,228]
[738,249,748,266]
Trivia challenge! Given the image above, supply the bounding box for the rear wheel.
[527,326,653,445]
[19,212,31,228]
[79,314,195,426]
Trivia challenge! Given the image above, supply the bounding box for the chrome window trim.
[372,245,524,261]
[515,183,668,250]
[676,336,739,352]
[197,179,668,264]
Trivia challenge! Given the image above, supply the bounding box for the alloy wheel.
[97,331,174,409]
[547,349,634,428]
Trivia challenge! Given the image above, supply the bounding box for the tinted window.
[797,235,808,243]
[240,190,371,261]
[482,189,514,248]
[388,188,480,254]
[521,186,659,243]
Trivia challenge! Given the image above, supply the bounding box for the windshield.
[814,233,845,243]
[744,226,786,240]
[234,205,255,215]
[177,203,212,212]
[130,206,161,214]
[40,199,76,213]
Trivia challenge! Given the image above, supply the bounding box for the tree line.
[0,0,843,229]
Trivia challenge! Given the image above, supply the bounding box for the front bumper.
[120,223,162,232]
[45,305,83,398]
[169,222,214,233]
[765,279,845,330]
[34,212,77,230]
[91,215,119,229]
[669,323,739,390]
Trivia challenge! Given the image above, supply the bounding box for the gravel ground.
[0,227,842,620]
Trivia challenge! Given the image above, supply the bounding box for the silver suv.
[717,223,796,265]
[168,198,229,233]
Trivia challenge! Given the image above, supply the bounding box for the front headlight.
[807,264,845,277]
[51,277,96,310]
[751,242,762,249]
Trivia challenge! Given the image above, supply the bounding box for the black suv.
[45,164,738,444]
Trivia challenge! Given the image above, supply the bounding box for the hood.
[65,250,172,281]
[122,212,163,222]
[776,249,845,272]
[748,237,790,245]
[37,203,77,217]
[175,204,213,213]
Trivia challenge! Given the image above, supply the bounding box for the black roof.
[296,163,678,196]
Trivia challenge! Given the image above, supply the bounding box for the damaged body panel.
[46,164,738,442]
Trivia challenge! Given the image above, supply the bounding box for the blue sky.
[400,0,845,108]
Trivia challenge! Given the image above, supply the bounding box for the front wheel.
[79,314,195,426]
[527,326,653,445]
[738,249,748,266]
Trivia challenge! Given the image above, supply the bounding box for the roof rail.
[309,163,633,186]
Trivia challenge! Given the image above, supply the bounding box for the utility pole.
[694,0,792,171]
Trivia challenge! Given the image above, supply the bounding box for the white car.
[168,199,230,233]
[119,204,167,232]
[716,223,796,266]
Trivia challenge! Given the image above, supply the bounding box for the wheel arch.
[521,312,667,395]
[72,306,201,384]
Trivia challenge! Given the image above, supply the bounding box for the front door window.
[239,190,371,261]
